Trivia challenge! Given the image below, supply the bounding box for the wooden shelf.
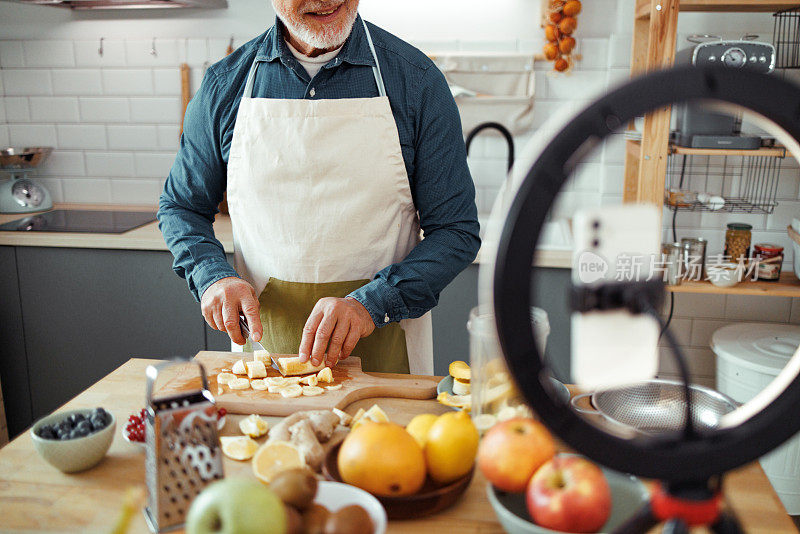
[637,0,800,19]
[667,271,800,296]
[670,145,787,157]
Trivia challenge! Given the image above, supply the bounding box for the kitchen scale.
[482,65,800,532]
[0,147,54,213]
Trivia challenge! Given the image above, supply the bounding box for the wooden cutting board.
[153,351,440,416]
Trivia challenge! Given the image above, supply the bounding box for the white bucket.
[711,323,800,514]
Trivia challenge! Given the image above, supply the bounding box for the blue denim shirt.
[158,15,480,327]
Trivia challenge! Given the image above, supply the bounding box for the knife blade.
[238,315,267,353]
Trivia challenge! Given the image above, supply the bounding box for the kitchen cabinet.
[0,246,206,438]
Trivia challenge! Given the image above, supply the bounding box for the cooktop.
[0,209,157,233]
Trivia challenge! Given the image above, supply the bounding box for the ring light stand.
[484,66,800,533]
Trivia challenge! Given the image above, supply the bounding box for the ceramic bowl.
[314,481,388,534]
[322,442,474,519]
[486,454,649,534]
[707,263,742,288]
[31,408,116,473]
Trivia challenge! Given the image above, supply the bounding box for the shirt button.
[384,314,390,323]
[309,88,316,97]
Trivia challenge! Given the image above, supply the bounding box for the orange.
[338,422,426,497]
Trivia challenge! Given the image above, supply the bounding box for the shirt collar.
[260,13,376,67]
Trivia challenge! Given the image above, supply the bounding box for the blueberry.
[57,420,72,434]
[69,413,86,426]
[38,426,57,439]
[93,407,108,421]
[90,415,107,430]
[59,432,71,440]
[76,421,93,434]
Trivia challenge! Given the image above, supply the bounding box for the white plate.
[314,481,387,534]
[122,415,226,449]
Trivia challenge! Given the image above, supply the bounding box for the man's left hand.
[299,297,376,367]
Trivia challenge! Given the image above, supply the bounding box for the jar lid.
[754,243,784,253]
[727,223,753,230]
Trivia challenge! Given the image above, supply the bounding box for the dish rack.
[664,145,786,214]
[774,7,800,69]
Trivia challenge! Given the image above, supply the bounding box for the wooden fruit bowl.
[322,442,474,520]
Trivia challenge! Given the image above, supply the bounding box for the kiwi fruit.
[285,505,303,534]
[323,505,373,534]
[301,503,330,534]
[269,468,318,510]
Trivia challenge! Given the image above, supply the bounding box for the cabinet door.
[16,248,205,420]
[0,246,31,439]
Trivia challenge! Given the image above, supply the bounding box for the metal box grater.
[143,361,224,533]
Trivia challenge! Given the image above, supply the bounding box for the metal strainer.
[571,379,739,435]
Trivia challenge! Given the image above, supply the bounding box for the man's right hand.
[201,277,262,346]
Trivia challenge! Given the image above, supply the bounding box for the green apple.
[186,478,287,534]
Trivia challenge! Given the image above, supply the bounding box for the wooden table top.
[0,358,795,533]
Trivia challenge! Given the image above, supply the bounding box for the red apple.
[526,455,612,533]
[477,417,556,492]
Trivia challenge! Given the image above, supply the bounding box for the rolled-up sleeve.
[157,71,239,302]
[348,65,481,325]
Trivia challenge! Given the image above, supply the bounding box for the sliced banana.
[302,386,325,396]
[228,377,251,390]
[280,384,303,398]
[253,349,271,364]
[231,359,247,375]
[250,378,268,391]
[246,360,267,379]
[326,384,342,391]
[283,377,302,385]
[239,414,269,438]
[268,384,285,394]
[452,377,471,396]
[266,376,288,387]
[316,367,333,383]
[300,375,318,387]
[216,372,237,385]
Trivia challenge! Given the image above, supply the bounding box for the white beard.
[274,3,358,50]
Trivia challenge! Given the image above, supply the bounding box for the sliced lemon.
[448,360,471,381]
[250,379,268,391]
[228,377,251,390]
[363,404,389,423]
[220,436,259,461]
[251,441,305,484]
[216,372,237,385]
[302,386,325,396]
[437,392,471,410]
[351,408,366,425]
[231,359,247,375]
[280,384,303,398]
[239,414,269,438]
[316,367,333,383]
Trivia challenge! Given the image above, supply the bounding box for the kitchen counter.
[0,204,572,268]
[0,358,795,533]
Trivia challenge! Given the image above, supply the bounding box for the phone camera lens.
[592,220,601,229]
[592,239,600,247]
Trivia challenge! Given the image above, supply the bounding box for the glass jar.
[753,243,784,281]
[724,223,752,263]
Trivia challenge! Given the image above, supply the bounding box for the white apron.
[226,19,434,374]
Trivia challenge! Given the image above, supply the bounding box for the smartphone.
[571,204,661,389]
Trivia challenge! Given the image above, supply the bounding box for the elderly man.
[158,0,480,374]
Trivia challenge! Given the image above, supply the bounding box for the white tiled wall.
[1,0,800,386]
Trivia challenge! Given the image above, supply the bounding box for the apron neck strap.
[243,17,387,99]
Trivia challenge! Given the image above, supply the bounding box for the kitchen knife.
[238,315,268,353]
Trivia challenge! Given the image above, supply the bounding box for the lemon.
[252,441,305,483]
[405,413,439,448]
[220,436,260,461]
[351,404,390,431]
[239,414,269,438]
[425,411,480,484]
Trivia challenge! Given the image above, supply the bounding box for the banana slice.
[246,360,267,379]
[229,377,251,390]
[326,384,342,391]
[316,367,333,383]
[231,359,247,375]
[266,377,288,387]
[239,414,269,438]
[253,349,271,364]
[250,379,268,391]
[280,384,303,398]
[300,375,318,387]
[302,386,325,396]
[216,372,237,385]
[452,377,471,396]
[267,385,285,394]
[283,377,302,385]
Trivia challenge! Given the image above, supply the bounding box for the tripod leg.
[711,509,746,534]
[663,518,690,534]
[611,502,659,534]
